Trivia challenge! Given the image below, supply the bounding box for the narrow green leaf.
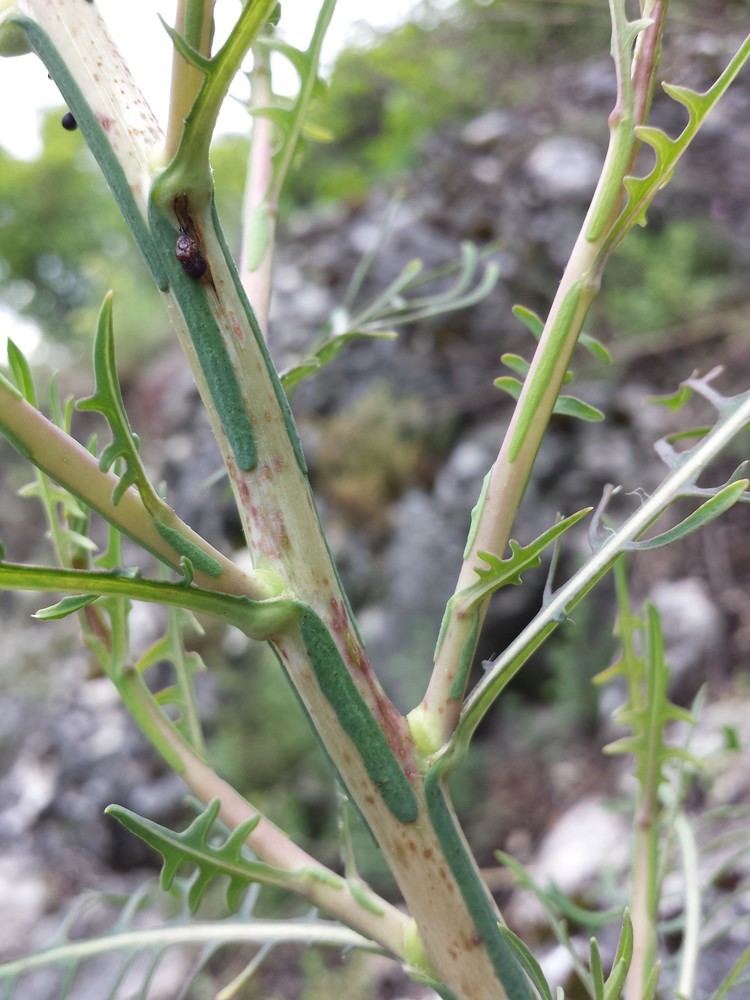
[158,15,212,72]
[589,938,605,1000]
[553,395,605,422]
[609,34,750,247]
[494,375,523,399]
[496,926,553,1000]
[280,359,321,395]
[642,963,660,1000]
[579,333,612,365]
[77,293,161,511]
[251,105,293,141]
[501,353,531,377]
[6,339,36,405]
[708,947,750,1000]
[610,908,633,976]
[512,304,544,339]
[629,479,748,551]
[603,958,628,1000]
[300,119,334,143]
[33,593,99,620]
[281,330,396,396]
[648,385,694,411]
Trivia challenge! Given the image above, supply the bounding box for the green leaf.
[579,333,612,365]
[648,385,693,411]
[250,104,294,143]
[158,15,213,73]
[610,35,750,245]
[589,937,605,1000]
[256,36,313,83]
[628,479,748,551]
[135,605,206,753]
[553,395,605,422]
[708,947,750,1000]
[501,353,530,378]
[461,508,591,608]
[604,909,632,1000]
[493,375,523,399]
[105,799,291,914]
[496,926,553,1000]
[495,378,603,422]
[300,119,334,143]
[281,330,397,396]
[6,339,36,404]
[77,293,161,510]
[33,593,99,621]
[642,963,660,1000]
[512,304,544,340]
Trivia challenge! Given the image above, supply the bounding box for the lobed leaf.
[77,294,161,510]
[609,34,750,246]
[627,479,748,551]
[461,508,591,608]
[105,799,292,914]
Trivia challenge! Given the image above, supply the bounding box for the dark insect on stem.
[61,111,77,131]
[175,228,207,280]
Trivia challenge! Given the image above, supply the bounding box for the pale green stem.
[0,379,265,597]
[626,775,659,1000]
[448,386,750,764]
[121,669,415,960]
[266,0,337,207]
[166,604,207,756]
[0,922,371,978]
[157,0,278,200]
[240,43,275,336]
[412,4,664,751]
[0,563,294,638]
[165,0,216,162]
[675,813,701,1000]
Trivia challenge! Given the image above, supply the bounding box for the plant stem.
[0,563,295,638]
[675,813,701,1000]
[121,668,416,960]
[240,43,275,336]
[165,0,216,163]
[447,386,750,764]
[0,380,263,597]
[0,921,371,979]
[626,773,660,1000]
[412,2,667,752]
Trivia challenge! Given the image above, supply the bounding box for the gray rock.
[506,796,630,930]
[648,578,723,683]
[526,136,602,197]
[461,110,514,147]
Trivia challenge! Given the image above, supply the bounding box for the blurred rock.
[648,578,723,688]
[506,797,630,930]
[526,136,602,197]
